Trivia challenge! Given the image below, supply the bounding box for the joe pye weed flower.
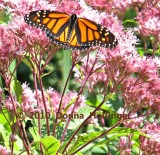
[0,0,160,155]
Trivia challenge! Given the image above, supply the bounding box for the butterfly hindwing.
[68,29,90,50]
[47,26,69,48]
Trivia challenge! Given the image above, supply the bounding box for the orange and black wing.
[24,10,118,50]
[75,18,118,48]
[24,10,71,47]
[47,26,90,50]
[24,10,90,50]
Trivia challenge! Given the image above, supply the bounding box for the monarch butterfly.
[24,10,118,50]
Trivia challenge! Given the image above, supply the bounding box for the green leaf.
[86,94,115,113]
[0,10,10,24]
[10,60,16,77]
[29,125,41,144]
[67,130,105,154]
[94,127,148,154]
[67,106,95,129]
[22,56,34,70]
[40,70,53,78]
[92,127,149,155]
[41,62,54,78]
[123,19,138,27]
[123,8,137,20]
[67,127,149,155]
[12,79,22,103]
[63,97,77,114]
[0,124,11,149]
[101,127,149,142]
[123,8,138,27]
[78,106,95,116]
[137,47,145,56]
[0,108,11,128]
[40,136,60,155]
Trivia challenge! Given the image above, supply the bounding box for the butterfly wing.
[75,18,118,48]
[24,10,89,50]
[46,26,90,50]
[24,10,118,50]
[24,10,71,42]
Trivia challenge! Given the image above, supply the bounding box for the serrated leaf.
[78,106,95,118]
[67,127,149,155]
[67,130,105,154]
[40,136,60,155]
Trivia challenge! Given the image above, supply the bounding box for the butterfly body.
[24,10,118,50]
[66,14,77,43]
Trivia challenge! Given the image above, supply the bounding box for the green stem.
[38,76,50,135]
[62,57,98,153]
[53,62,75,136]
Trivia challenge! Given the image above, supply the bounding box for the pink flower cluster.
[0,0,54,16]
[137,2,160,41]
[0,0,59,67]
[84,0,145,15]
[0,25,23,70]
[20,83,86,117]
[74,26,160,114]
[0,18,50,73]
[118,136,132,155]
[123,117,160,154]
[0,145,11,155]
[2,83,86,118]
[140,121,160,154]
[0,0,159,154]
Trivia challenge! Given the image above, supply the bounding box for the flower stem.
[38,76,50,135]
[62,57,98,153]
[53,61,76,136]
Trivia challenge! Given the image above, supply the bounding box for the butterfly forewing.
[24,10,70,38]
[75,18,118,48]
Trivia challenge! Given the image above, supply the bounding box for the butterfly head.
[70,14,77,21]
